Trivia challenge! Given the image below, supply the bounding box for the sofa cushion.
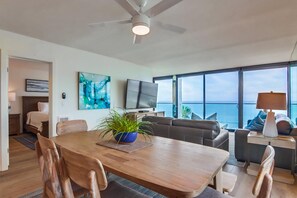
[172,119,220,139]
[142,116,173,125]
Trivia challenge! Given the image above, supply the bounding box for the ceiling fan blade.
[154,21,186,34]
[88,19,131,27]
[144,0,182,18]
[133,34,142,44]
[114,0,139,16]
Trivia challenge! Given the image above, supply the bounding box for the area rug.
[108,174,164,198]
[227,132,245,167]
[13,133,37,150]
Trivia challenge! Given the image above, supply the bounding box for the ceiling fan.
[89,0,185,44]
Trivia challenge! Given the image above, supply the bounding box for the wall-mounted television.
[125,79,158,109]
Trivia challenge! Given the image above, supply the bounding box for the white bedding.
[26,111,48,131]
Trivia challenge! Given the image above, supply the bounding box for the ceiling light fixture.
[132,14,150,35]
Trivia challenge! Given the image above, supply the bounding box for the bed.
[22,96,49,137]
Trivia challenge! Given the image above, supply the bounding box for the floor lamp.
[256,92,286,137]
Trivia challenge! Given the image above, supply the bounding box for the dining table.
[51,131,229,198]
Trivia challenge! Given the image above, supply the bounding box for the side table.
[9,113,21,135]
[247,131,296,184]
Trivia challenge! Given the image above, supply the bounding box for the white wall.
[0,29,152,170]
[9,58,49,126]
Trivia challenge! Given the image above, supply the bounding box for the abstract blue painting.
[79,72,111,110]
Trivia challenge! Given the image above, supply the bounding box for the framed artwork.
[25,79,49,92]
[78,72,111,110]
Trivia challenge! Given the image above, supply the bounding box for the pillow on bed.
[38,102,48,112]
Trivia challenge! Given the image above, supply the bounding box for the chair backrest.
[257,173,273,198]
[56,120,88,136]
[60,147,108,198]
[36,133,63,197]
[252,145,275,196]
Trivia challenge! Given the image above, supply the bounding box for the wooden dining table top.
[51,131,229,198]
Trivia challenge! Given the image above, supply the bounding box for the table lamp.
[256,91,286,137]
[8,92,16,111]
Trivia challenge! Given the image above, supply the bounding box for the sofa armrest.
[234,129,250,161]
[204,129,229,151]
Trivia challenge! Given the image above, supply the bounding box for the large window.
[178,75,203,119]
[243,67,287,127]
[291,66,297,124]
[155,79,173,117]
[153,61,296,129]
[205,71,239,129]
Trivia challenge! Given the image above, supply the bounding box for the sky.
[156,67,297,103]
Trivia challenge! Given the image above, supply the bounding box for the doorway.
[0,55,53,172]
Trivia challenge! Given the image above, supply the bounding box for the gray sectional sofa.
[142,116,229,151]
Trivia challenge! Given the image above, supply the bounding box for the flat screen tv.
[125,79,158,109]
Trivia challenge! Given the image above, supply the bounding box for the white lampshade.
[8,92,16,102]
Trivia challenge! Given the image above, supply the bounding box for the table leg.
[214,168,223,193]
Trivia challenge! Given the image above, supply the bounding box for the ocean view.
[156,102,297,129]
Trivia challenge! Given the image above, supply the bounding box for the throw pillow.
[38,102,49,113]
[258,110,267,120]
[206,112,217,121]
[245,111,265,131]
[191,112,202,120]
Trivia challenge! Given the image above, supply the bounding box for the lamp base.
[263,111,278,137]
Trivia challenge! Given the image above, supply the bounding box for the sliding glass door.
[155,79,173,117]
[177,75,203,119]
[205,71,239,129]
[291,66,297,124]
[243,67,287,127]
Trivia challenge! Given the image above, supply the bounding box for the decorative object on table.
[78,72,110,110]
[256,91,286,137]
[25,79,49,92]
[8,92,16,111]
[97,110,151,143]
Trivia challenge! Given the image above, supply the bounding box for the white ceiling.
[0,0,297,75]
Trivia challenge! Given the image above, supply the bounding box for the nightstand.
[9,113,20,135]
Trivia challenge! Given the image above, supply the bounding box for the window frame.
[153,61,297,129]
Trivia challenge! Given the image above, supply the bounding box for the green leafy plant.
[182,105,192,119]
[97,110,152,141]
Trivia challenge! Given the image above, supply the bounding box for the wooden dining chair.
[36,133,63,198]
[60,146,150,198]
[197,145,275,198]
[36,133,88,197]
[252,145,275,197]
[56,120,88,136]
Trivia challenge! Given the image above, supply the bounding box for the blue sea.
[156,102,297,129]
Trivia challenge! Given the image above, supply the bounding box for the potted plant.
[98,110,152,143]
